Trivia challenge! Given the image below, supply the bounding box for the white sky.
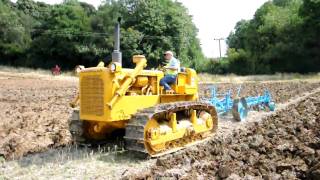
[177,0,269,58]
[11,0,269,58]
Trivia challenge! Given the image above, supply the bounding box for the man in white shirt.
[160,51,180,93]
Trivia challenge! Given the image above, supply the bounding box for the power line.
[214,38,225,59]
[6,26,186,40]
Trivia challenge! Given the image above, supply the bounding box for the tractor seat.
[170,72,188,94]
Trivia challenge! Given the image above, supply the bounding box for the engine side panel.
[79,65,199,124]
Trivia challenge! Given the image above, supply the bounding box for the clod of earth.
[0,73,320,180]
[124,91,320,179]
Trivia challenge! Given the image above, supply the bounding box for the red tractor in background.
[51,65,61,75]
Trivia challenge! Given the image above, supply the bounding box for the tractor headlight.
[110,62,121,73]
[110,63,116,72]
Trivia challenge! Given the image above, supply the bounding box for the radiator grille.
[80,75,104,116]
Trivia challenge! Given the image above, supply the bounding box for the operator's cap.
[164,50,173,56]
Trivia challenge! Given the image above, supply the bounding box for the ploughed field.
[126,90,320,180]
[0,72,320,179]
[0,73,77,160]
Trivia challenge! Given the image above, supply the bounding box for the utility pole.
[214,38,224,60]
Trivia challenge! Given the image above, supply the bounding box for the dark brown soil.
[0,74,77,160]
[199,81,320,103]
[0,72,319,165]
[125,91,320,179]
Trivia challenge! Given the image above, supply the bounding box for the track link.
[69,109,86,144]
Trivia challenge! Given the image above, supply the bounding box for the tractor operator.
[160,50,180,93]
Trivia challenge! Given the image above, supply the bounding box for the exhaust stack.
[112,17,122,65]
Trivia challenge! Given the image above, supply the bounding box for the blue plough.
[205,85,275,121]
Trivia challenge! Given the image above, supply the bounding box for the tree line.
[0,0,206,70]
[0,0,319,74]
[206,0,320,75]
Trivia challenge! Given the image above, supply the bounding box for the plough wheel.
[232,97,248,122]
[267,102,276,111]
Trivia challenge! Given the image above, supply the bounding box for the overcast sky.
[12,0,269,58]
[177,0,269,58]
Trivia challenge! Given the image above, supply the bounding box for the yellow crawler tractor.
[69,19,218,157]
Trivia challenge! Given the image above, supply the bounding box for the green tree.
[28,0,94,68]
[0,0,32,65]
[120,0,205,69]
[225,0,318,74]
[298,0,320,72]
[0,0,207,71]
[91,0,205,69]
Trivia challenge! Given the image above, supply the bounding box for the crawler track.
[124,101,218,157]
[69,109,86,144]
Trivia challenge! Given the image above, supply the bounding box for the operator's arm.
[165,66,178,70]
[164,58,180,70]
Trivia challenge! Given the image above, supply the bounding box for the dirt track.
[0,72,320,179]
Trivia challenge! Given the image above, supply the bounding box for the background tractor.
[69,19,218,157]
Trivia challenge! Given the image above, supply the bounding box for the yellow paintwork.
[79,55,198,124]
[148,124,211,146]
[107,55,148,108]
[191,110,197,125]
[76,54,216,154]
[144,110,214,154]
[169,113,177,133]
[84,120,127,140]
[110,95,159,120]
